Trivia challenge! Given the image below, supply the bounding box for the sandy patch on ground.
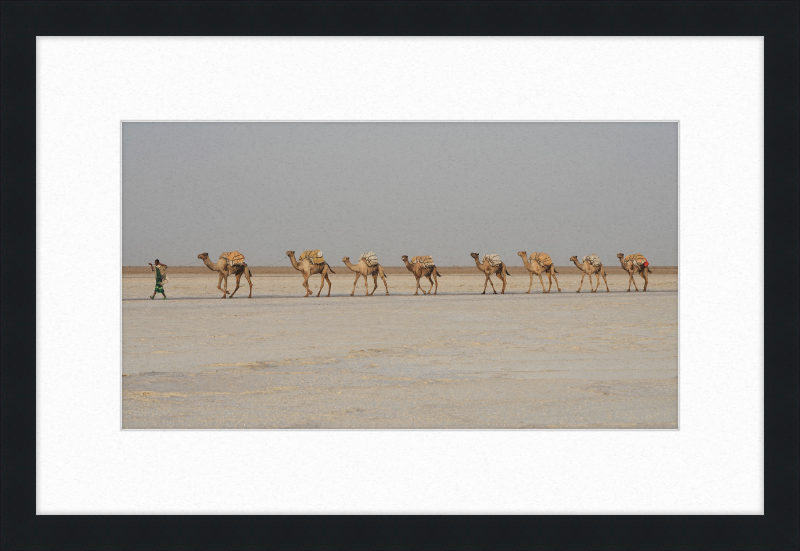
[122,273,678,429]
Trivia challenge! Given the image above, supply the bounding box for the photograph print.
[122,121,678,429]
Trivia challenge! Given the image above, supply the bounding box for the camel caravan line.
[188,250,652,298]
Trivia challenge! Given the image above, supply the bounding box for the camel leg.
[482,274,489,294]
[577,272,585,292]
[601,270,610,292]
[538,272,546,293]
[244,269,253,298]
[371,273,383,296]
[325,272,332,297]
[527,272,533,294]
[641,270,648,292]
[377,267,389,295]
[303,274,312,297]
[630,271,639,291]
[316,271,325,297]
[351,273,359,296]
[487,274,497,294]
[217,273,228,298]
[432,273,437,295]
[496,272,506,294]
[552,268,561,292]
[228,273,241,298]
[425,273,434,295]
[364,272,370,296]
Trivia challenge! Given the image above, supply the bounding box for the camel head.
[470,253,480,260]
[400,255,409,261]
[517,251,527,258]
[286,251,295,258]
[617,253,624,259]
[569,255,578,262]
[342,256,350,264]
[198,253,209,260]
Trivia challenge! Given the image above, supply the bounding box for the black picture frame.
[2,1,797,549]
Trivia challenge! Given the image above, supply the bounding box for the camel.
[569,255,609,293]
[286,251,335,297]
[400,255,442,295]
[197,253,253,298]
[517,251,561,293]
[470,253,510,294]
[342,256,389,296]
[617,253,651,292]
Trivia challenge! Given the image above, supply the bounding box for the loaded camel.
[197,252,253,298]
[470,253,510,294]
[617,253,651,292]
[517,251,561,293]
[401,255,442,295]
[286,251,335,297]
[569,255,609,293]
[342,255,389,296]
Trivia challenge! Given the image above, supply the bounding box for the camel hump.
[300,250,325,264]
[482,254,502,266]
[220,251,246,267]
[360,251,379,266]
[531,252,553,267]
[411,255,434,267]
[583,254,602,267]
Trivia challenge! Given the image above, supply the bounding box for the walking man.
[149,259,168,299]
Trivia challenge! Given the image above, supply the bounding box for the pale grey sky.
[122,122,678,266]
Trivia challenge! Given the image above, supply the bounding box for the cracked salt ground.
[122,274,678,429]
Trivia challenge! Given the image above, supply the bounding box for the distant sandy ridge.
[123,265,678,275]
